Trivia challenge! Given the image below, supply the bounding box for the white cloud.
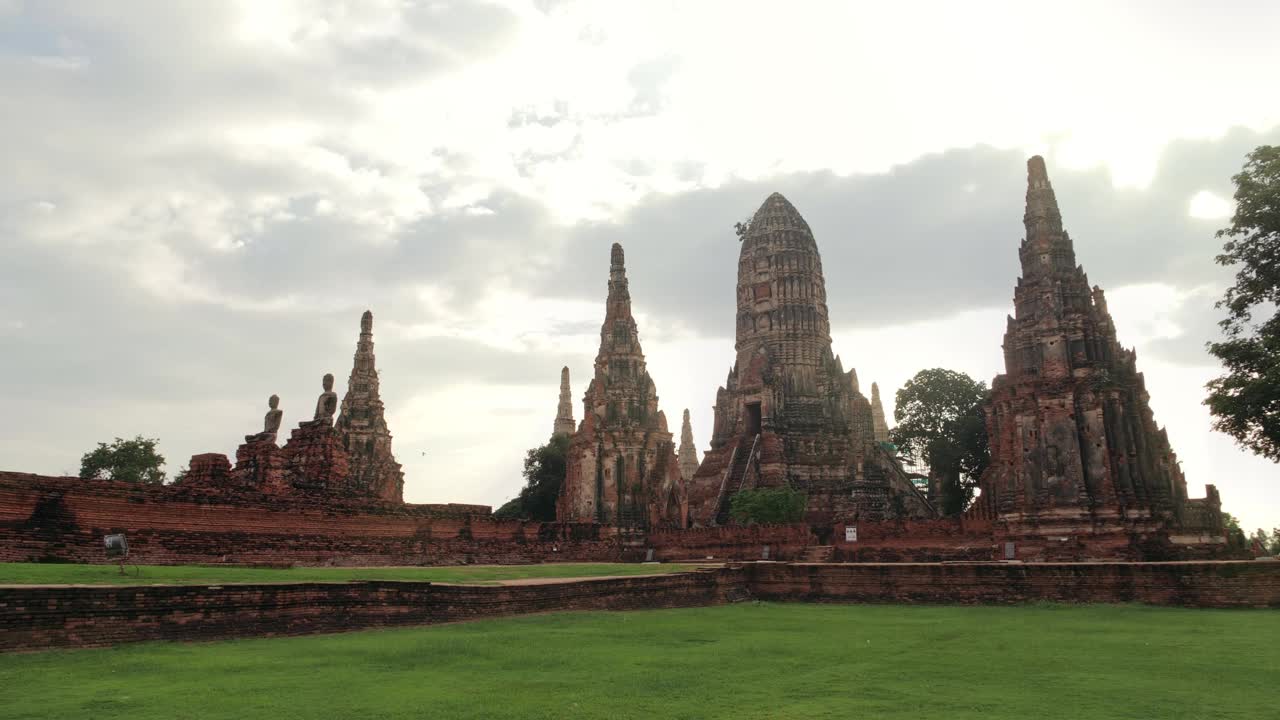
[1188,189,1234,219]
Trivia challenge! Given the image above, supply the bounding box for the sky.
[1,0,1278,531]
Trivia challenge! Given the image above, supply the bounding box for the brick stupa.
[556,243,685,529]
[686,193,934,527]
[981,156,1222,547]
[335,311,404,502]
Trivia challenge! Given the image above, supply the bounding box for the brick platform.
[0,569,740,651]
[4,561,1278,651]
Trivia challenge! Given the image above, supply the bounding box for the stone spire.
[1020,155,1073,280]
[678,409,699,482]
[870,382,890,443]
[553,366,575,437]
[335,310,404,502]
[558,243,684,529]
[983,156,1195,527]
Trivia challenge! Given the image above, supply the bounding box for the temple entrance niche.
[745,402,762,436]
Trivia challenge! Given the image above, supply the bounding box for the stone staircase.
[714,436,758,525]
[800,545,834,563]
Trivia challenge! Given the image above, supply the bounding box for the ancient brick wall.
[0,569,743,651]
[647,524,814,561]
[747,561,1280,608]
[831,518,996,562]
[0,473,622,566]
[6,561,1279,651]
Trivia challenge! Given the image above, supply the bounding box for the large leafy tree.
[494,433,570,522]
[79,436,166,485]
[1205,145,1280,462]
[891,369,990,515]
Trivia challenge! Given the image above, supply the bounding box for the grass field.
[1,603,1275,720]
[0,562,702,586]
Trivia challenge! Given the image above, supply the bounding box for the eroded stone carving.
[246,394,283,443]
[313,373,338,425]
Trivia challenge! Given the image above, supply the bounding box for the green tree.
[1205,145,1280,463]
[1222,513,1247,551]
[79,436,166,485]
[729,487,807,525]
[1249,528,1271,554]
[891,368,990,516]
[494,433,570,522]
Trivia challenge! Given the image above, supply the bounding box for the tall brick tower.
[687,193,933,527]
[678,409,699,483]
[335,310,404,502]
[982,157,1222,551]
[553,366,575,437]
[870,382,890,443]
[557,244,685,529]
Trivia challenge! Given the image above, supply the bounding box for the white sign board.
[844,525,857,543]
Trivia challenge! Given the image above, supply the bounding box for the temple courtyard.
[2,602,1274,720]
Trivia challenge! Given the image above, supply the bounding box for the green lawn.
[0,562,702,586]
[1,603,1275,719]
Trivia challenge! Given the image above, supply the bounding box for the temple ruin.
[335,311,405,502]
[179,312,408,503]
[278,373,352,494]
[685,193,934,529]
[981,156,1223,553]
[557,243,686,530]
[2,156,1234,566]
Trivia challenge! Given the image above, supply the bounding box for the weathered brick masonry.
[648,525,815,561]
[0,568,743,651]
[0,473,627,566]
[746,561,1280,608]
[4,562,1278,651]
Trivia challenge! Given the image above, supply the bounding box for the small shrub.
[729,487,806,525]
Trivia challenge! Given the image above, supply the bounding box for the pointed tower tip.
[610,242,625,268]
[1027,155,1051,189]
[748,191,810,237]
[360,310,373,333]
[757,191,795,213]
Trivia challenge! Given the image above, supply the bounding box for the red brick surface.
[0,569,741,651]
[747,561,1280,608]
[4,561,1278,651]
[0,473,623,566]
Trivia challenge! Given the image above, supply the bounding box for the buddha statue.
[245,395,284,443]
[313,373,338,424]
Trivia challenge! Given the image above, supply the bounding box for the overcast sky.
[2,1,1278,531]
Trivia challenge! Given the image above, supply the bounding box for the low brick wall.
[0,473,627,566]
[0,568,742,651]
[831,519,995,562]
[648,524,813,561]
[747,561,1280,608]
[6,561,1280,652]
